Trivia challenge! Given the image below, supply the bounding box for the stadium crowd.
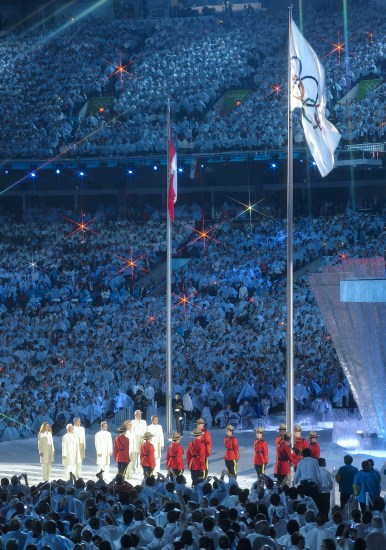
[0,2,385,158]
[0,454,385,550]
[0,201,385,440]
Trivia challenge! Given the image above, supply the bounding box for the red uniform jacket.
[276,441,296,475]
[186,439,205,471]
[166,442,184,470]
[201,430,212,458]
[140,440,155,469]
[292,437,309,467]
[274,436,284,474]
[224,436,240,461]
[253,439,269,466]
[309,441,321,459]
[114,434,130,464]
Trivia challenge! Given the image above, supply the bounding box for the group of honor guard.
[274,423,321,486]
[38,413,321,485]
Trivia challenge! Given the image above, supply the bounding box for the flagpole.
[286,5,295,436]
[166,100,172,435]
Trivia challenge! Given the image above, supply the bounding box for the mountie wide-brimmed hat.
[309,431,319,438]
[196,418,205,425]
[294,424,302,432]
[143,432,153,440]
[192,428,202,437]
[171,432,182,441]
[226,425,235,432]
[256,427,264,434]
[279,424,287,430]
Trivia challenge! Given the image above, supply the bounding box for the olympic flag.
[290,19,341,177]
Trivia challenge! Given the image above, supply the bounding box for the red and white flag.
[168,138,177,222]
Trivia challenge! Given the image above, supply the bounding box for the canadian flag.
[168,138,177,222]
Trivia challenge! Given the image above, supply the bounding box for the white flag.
[290,19,341,177]
[168,138,177,222]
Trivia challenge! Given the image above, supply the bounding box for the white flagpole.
[286,6,295,436]
[166,100,172,435]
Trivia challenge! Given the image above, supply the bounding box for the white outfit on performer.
[125,428,136,480]
[38,432,55,481]
[131,417,147,474]
[147,422,164,474]
[73,424,86,478]
[62,430,81,481]
[95,428,113,479]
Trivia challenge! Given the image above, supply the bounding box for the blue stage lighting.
[153,165,158,171]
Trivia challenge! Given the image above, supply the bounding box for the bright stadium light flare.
[322,29,354,62]
[183,220,221,254]
[270,83,283,96]
[172,290,198,320]
[104,52,138,80]
[63,215,98,241]
[116,249,148,288]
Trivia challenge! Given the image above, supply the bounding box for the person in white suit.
[73,417,86,479]
[147,415,164,474]
[131,410,147,475]
[38,422,55,482]
[62,424,81,481]
[95,421,113,480]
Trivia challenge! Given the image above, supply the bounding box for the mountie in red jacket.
[140,440,155,469]
[224,435,240,461]
[114,433,130,464]
[186,439,205,471]
[166,441,184,471]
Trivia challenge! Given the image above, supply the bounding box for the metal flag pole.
[286,5,295,436]
[166,100,172,435]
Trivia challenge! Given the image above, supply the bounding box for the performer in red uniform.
[140,432,155,478]
[114,427,130,475]
[166,432,184,477]
[274,423,287,480]
[276,432,296,487]
[186,428,205,486]
[292,424,309,470]
[253,427,269,478]
[224,425,240,479]
[309,431,321,458]
[197,418,212,478]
